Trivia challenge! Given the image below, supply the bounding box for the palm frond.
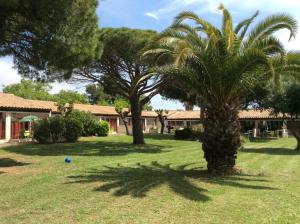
[252,36,285,56]
[221,6,233,36]
[245,14,297,48]
[173,11,221,37]
[234,11,259,38]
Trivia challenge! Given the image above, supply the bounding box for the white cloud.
[0,58,21,90]
[145,12,159,20]
[276,29,300,52]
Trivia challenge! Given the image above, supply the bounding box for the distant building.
[0,93,290,143]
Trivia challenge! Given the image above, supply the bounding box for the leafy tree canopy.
[52,90,88,105]
[85,84,118,105]
[263,82,300,150]
[263,83,300,118]
[114,98,130,114]
[2,79,52,100]
[0,0,101,80]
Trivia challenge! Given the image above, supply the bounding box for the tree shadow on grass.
[0,158,30,167]
[242,147,300,155]
[67,162,276,202]
[144,134,175,141]
[1,141,170,157]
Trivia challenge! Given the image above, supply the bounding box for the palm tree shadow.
[242,147,300,155]
[0,158,30,167]
[67,162,276,202]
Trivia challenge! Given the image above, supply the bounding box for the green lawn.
[1,135,300,224]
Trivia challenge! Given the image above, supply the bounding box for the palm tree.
[145,4,299,175]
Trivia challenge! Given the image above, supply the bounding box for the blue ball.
[65,157,72,163]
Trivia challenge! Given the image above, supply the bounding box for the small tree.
[264,84,300,150]
[114,99,130,135]
[155,109,169,134]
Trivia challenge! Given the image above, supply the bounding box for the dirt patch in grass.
[0,166,34,175]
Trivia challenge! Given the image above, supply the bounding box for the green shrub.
[191,128,203,141]
[66,110,98,136]
[33,119,51,144]
[95,120,110,136]
[64,116,83,142]
[33,110,108,144]
[49,116,65,143]
[174,128,193,140]
[33,117,66,144]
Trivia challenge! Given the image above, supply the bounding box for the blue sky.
[1,0,300,109]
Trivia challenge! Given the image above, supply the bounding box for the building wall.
[118,117,161,134]
[0,111,51,142]
[166,120,203,131]
[95,116,119,133]
[167,118,288,137]
[240,119,288,137]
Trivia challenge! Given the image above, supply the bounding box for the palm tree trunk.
[130,97,145,145]
[202,106,241,175]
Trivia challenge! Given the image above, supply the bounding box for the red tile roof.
[166,109,284,120]
[0,93,286,120]
[73,104,158,117]
[238,109,283,119]
[73,104,119,116]
[141,111,158,118]
[166,110,201,120]
[0,93,55,112]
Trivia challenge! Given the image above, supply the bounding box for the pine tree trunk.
[292,131,300,151]
[287,123,300,151]
[202,105,241,175]
[130,97,145,145]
